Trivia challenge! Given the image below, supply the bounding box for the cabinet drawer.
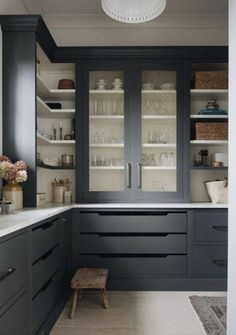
[192,246,227,276]
[79,255,187,277]
[80,234,186,254]
[0,233,27,308]
[194,210,228,242]
[32,271,60,335]
[32,217,60,262]
[32,244,60,297]
[0,291,28,335]
[79,212,187,233]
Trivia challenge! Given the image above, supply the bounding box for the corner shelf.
[191,166,228,170]
[37,97,75,119]
[190,115,228,119]
[190,140,228,145]
[37,74,75,100]
[37,163,75,170]
[37,133,75,145]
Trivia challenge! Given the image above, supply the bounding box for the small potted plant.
[0,155,28,209]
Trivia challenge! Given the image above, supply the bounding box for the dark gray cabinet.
[0,290,28,335]
[190,210,228,279]
[0,232,29,334]
[77,209,188,289]
[77,208,228,290]
[78,62,188,203]
[31,212,72,335]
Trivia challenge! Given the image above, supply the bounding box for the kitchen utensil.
[36,193,46,206]
[61,154,74,167]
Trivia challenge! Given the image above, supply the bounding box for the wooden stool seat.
[69,268,109,319]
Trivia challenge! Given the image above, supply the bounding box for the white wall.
[227,1,236,334]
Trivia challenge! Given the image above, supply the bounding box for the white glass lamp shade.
[101,0,166,23]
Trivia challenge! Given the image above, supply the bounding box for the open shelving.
[37,97,75,119]
[37,74,75,100]
[37,133,75,145]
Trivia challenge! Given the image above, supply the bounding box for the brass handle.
[0,267,16,282]
[126,163,131,188]
[137,163,142,188]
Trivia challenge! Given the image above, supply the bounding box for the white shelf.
[89,90,124,94]
[37,75,75,100]
[90,143,124,148]
[90,166,124,170]
[37,133,75,145]
[142,90,176,94]
[142,166,176,170]
[37,97,75,119]
[190,140,228,145]
[142,115,176,120]
[142,143,176,148]
[190,114,228,119]
[190,89,228,100]
[89,115,124,119]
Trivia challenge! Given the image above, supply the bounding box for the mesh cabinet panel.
[141,71,177,192]
[89,71,125,192]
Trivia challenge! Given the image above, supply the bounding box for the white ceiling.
[0,0,228,15]
[0,0,228,46]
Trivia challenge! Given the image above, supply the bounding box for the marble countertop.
[0,202,228,238]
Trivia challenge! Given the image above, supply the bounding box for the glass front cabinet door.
[133,64,188,202]
[80,64,132,202]
[79,62,188,203]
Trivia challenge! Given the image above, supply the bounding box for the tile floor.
[50,291,226,335]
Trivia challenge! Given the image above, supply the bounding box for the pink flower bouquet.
[0,156,28,184]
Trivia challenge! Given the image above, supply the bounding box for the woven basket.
[195,71,228,89]
[196,122,228,140]
[204,179,228,203]
[58,79,75,89]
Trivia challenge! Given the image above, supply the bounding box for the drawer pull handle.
[42,221,54,230]
[41,278,53,292]
[212,226,228,231]
[0,267,16,282]
[41,249,53,261]
[212,259,227,267]
[126,163,131,188]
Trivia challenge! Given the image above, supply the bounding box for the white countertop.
[0,202,228,238]
[74,203,228,209]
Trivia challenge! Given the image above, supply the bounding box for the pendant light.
[101,0,166,24]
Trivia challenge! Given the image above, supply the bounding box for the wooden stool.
[69,268,109,319]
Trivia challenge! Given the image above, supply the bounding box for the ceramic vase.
[3,182,23,210]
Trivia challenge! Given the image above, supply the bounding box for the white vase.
[3,182,23,210]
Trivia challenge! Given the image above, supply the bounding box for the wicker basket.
[195,71,228,89]
[196,122,228,140]
[58,79,75,89]
[204,179,228,203]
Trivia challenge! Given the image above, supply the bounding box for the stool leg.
[69,289,79,319]
[101,288,109,309]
